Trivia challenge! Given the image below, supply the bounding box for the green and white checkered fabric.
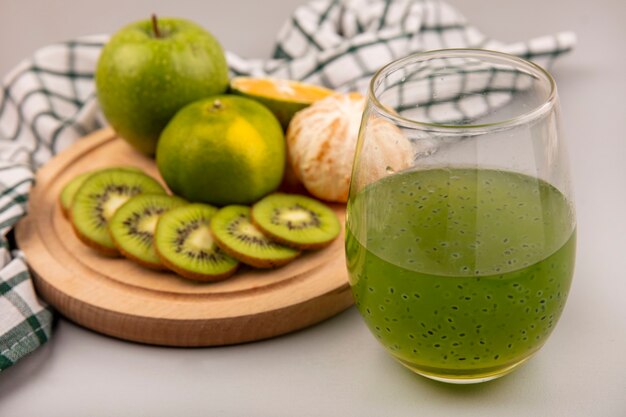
[0,162,53,371]
[0,0,575,371]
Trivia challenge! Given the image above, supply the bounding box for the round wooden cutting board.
[15,128,353,346]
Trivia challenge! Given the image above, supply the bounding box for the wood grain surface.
[15,128,353,346]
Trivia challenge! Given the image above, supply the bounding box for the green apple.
[96,16,229,154]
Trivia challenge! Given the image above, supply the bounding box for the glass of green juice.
[346,49,576,384]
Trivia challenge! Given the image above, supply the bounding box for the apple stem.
[213,100,223,110]
[151,14,161,38]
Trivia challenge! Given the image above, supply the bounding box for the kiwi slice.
[70,170,166,255]
[59,167,143,218]
[60,172,94,218]
[155,204,239,281]
[210,205,300,268]
[109,194,187,269]
[251,193,340,250]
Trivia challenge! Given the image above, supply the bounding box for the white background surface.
[1,0,625,416]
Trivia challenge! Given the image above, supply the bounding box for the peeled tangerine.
[286,92,414,203]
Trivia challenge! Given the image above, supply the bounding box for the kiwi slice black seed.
[155,204,240,281]
[109,194,187,269]
[70,170,166,255]
[59,166,143,218]
[251,193,340,250]
[210,205,300,269]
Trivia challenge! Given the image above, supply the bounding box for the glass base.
[395,353,536,384]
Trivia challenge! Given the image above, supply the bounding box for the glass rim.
[367,48,558,133]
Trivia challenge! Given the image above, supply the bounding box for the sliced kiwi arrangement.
[59,166,142,218]
[210,205,300,268]
[109,194,187,269]
[61,167,341,282]
[70,169,166,255]
[155,204,239,281]
[60,171,95,218]
[251,193,341,250]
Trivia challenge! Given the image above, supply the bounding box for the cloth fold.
[0,0,575,371]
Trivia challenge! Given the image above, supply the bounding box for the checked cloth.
[0,0,575,371]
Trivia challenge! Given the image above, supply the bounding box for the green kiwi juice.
[346,168,575,381]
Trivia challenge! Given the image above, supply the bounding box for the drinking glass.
[346,49,576,384]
